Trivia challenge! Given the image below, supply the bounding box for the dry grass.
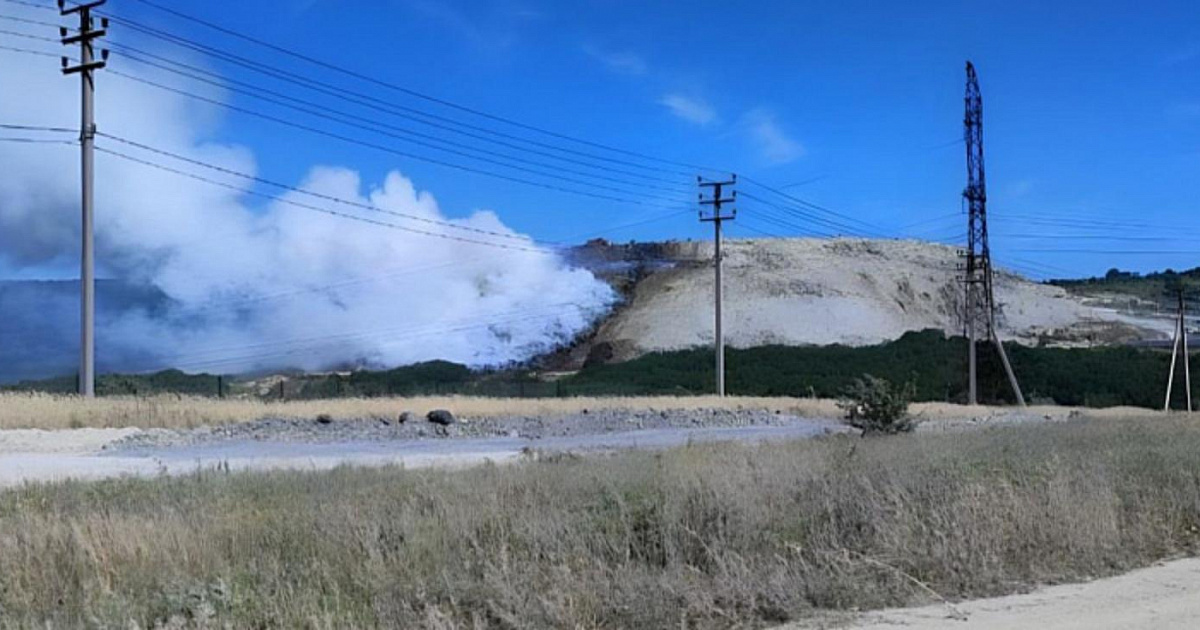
[1,416,1199,628]
[0,391,1172,431]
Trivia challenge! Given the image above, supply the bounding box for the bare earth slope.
[578,238,1172,363]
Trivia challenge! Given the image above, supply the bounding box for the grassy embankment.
[1,416,1199,627]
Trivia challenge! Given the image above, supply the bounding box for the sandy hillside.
[577,238,1172,362]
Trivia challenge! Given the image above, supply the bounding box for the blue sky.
[103,0,1200,278]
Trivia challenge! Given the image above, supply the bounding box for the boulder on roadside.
[427,409,456,426]
[315,414,334,425]
[398,411,416,424]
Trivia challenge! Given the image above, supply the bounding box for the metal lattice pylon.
[961,61,1025,407]
[963,61,994,340]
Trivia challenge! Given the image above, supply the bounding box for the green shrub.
[838,374,917,435]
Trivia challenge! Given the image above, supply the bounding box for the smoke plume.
[0,15,615,378]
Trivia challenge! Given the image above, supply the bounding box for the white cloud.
[740,108,804,165]
[582,44,648,76]
[659,94,717,126]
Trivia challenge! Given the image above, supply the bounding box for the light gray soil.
[105,407,817,451]
[0,409,846,488]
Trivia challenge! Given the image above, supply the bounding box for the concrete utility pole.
[699,175,736,397]
[1164,290,1192,412]
[59,0,108,397]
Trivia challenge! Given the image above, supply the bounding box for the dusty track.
[0,409,843,487]
[788,557,1200,629]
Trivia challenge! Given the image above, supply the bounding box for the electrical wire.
[0,11,57,28]
[119,0,729,176]
[105,69,689,210]
[98,133,564,246]
[741,176,889,236]
[0,0,56,11]
[0,25,57,43]
[59,1,709,179]
[104,41,695,189]
[0,122,75,133]
[108,48,694,197]
[0,42,58,57]
[0,136,73,144]
[739,191,862,237]
[94,145,558,255]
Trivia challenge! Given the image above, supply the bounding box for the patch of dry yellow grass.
[4,416,1200,627]
[0,392,1172,430]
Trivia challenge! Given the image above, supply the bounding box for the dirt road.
[0,411,841,487]
[790,557,1200,630]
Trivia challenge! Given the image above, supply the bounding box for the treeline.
[2,369,227,397]
[1051,266,1200,305]
[3,330,1187,408]
[562,330,1182,408]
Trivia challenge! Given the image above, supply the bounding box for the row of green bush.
[563,329,1184,408]
[4,330,1188,408]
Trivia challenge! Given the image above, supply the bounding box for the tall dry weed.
[1,416,1199,627]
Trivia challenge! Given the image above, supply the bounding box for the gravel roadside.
[105,407,824,451]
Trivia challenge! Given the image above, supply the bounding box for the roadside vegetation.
[1,416,1198,628]
[838,374,918,435]
[3,331,1191,408]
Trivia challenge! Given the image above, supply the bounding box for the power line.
[741,176,889,236]
[99,133,567,246]
[0,11,58,28]
[738,203,839,238]
[94,145,558,255]
[558,208,696,242]
[894,212,962,233]
[0,25,58,43]
[0,136,73,144]
[104,41,695,189]
[120,0,728,176]
[55,1,710,179]
[1012,248,1200,256]
[0,42,59,57]
[107,48,694,197]
[728,219,788,239]
[105,69,690,210]
[739,191,863,236]
[0,122,76,133]
[996,233,1179,242]
[0,0,57,11]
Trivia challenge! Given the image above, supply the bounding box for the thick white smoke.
[0,15,615,375]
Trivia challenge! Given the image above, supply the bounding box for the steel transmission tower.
[962,61,1025,407]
